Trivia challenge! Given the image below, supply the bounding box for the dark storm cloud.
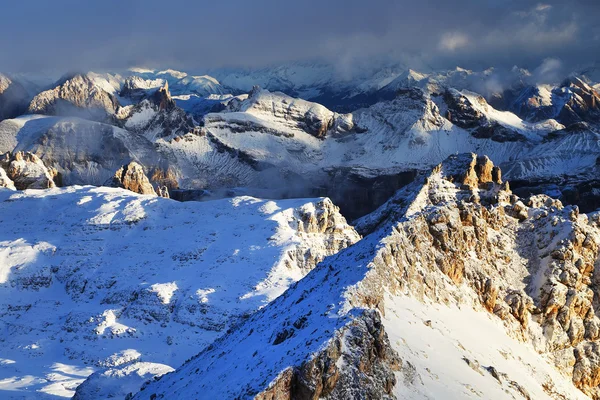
[0,0,598,74]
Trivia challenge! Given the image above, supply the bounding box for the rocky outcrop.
[444,89,527,142]
[0,151,57,190]
[28,74,120,122]
[256,311,400,400]
[511,77,600,125]
[120,82,194,141]
[106,162,157,195]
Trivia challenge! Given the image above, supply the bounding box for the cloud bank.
[0,0,598,74]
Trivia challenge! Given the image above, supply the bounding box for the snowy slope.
[200,86,595,183]
[0,115,163,185]
[0,186,359,399]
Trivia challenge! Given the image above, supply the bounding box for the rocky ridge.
[28,74,120,122]
[134,153,600,399]
[120,81,195,141]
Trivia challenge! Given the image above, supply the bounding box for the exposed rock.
[511,77,600,124]
[0,151,56,190]
[120,82,194,141]
[444,89,526,142]
[28,73,120,122]
[0,167,16,190]
[256,311,400,400]
[156,186,170,198]
[106,162,157,195]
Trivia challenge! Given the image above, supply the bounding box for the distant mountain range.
[1,61,600,399]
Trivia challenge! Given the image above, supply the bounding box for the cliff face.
[120,82,195,141]
[134,153,599,400]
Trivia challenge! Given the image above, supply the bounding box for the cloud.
[0,0,597,75]
[535,3,552,12]
[533,57,565,83]
[439,33,470,52]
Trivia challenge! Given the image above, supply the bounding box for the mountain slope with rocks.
[28,74,121,122]
[134,153,600,400]
[0,186,359,399]
[3,63,600,219]
[0,114,166,186]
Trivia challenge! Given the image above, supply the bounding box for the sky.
[0,0,598,75]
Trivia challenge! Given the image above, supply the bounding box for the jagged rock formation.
[0,187,359,398]
[134,153,597,400]
[106,161,157,195]
[28,73,120,122]
[120,82,195,140]
[511,77,600,125]
[443,88,563,142]
[444,89,527,142]
[156,185,170,198]
[0,151,56,189]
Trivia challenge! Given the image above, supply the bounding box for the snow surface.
[384,295,589,400]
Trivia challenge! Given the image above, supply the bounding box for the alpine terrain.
[1,54,600,399]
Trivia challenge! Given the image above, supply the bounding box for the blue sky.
[0,0,598,73]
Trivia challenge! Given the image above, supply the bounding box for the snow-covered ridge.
[0,186,359,398]
[134,154,597,399]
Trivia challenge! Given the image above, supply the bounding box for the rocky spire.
[106,161,157,196]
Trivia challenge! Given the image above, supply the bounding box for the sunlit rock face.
[0,150,57,190]
[106,161,157,196]
[28,73,121,122]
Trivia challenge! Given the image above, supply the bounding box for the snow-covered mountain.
[0,186,358,399]
[132,154,600,399]
[509,77,600,125]
[0,114,164,186]
[1,59,600,400]
[4,66,600,218]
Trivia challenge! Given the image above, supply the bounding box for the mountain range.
[1,61,600,399]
